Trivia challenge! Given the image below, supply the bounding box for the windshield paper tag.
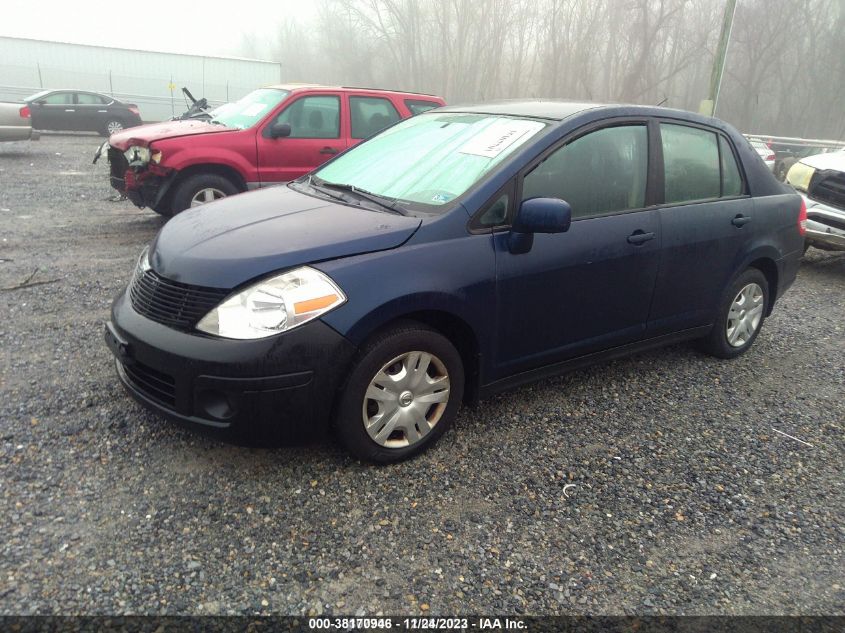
[458,119,545,159]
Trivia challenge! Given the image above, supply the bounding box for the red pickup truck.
[103,85,444,215]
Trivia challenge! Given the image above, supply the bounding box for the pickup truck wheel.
[697,268,769,359]
[171,174,239,214]
[335,323,464,463]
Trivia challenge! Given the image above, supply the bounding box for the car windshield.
[209,88,289,129]
[313,112,547,208]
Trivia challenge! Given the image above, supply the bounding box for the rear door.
[493,121,661,377]
[255,93,347,183]
[648,123,753,334]
[74,92,110,132]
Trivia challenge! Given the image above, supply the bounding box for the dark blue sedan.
[105,101,806,462]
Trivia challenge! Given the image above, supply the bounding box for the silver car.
[786,150,845,251]
[0,101,37,142]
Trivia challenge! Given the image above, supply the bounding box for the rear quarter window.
[405,99,441,115]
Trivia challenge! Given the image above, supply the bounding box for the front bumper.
[802,195,845,251]
[106,290,356,444]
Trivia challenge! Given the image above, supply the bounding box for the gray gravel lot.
[0,135,843,616]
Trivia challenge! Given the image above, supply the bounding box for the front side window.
[269,95,340,139]
[350,96,401,139]
[313,113,546,208]
[661,123,721,203]
[209,88,290,130]
[41,92,73,105]
[522,125,648,219]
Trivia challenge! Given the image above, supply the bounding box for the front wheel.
[170,173,240,214]
[697,268,769,359]
[101,120,124,137]
[335,323,464,463]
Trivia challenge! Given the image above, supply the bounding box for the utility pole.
[700,0,738,116]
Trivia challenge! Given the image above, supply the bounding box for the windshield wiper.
[316,180,405,215]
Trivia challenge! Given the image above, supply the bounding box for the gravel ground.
[0,135,843,616]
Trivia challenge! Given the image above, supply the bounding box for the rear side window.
[720,136,743,197]
[350,96,401,139]
[405,99,441,115]
[661,124,721,203]
[273,95,340,138]
[522,125,648,219]
[76,93,108,105]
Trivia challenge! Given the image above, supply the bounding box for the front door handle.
[627,230,656,245]
[64,109,76,112]
[732,214,751,227]
[319,147,339,155]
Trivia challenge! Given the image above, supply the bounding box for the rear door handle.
[319,147,339,155]
[64,109,75,112]
[732,214,751,227]
[627,230,656,245]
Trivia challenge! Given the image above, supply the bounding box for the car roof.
[265,84,442,99]
[434,100,731,127]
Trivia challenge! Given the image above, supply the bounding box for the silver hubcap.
[106,121,123,134]
[190,187,226,207]
[363,351,450,449]
[726,282,764,347]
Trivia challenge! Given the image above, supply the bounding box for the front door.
[31,91,75,131]
[494,123,660,378]
[255,94,348,184]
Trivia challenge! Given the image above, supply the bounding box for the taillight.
[19,105,30,119]
[129,106,140,116]
[798,198,807,236]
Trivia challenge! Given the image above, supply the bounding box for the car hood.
[108,120,234,149]
[800,151,845,172]
[150,186,422,288]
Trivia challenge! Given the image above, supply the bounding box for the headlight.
[124,145,151,166]
[138,246,151,272]
[786,161,815,192]
[196,266,346,339]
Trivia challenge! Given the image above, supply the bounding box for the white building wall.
[0,36,282,121]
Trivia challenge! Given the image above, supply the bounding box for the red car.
[102,85,444,215]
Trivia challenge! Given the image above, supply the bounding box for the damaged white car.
[786,150,845,252]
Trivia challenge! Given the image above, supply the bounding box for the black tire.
[100,120,124,137]
[697,268,769,359]
[170,173,239,214]
[335,322,464,463]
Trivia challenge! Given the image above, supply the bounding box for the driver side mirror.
[509,197,572,254]
[34,100,46,106]
[269,122,291,139]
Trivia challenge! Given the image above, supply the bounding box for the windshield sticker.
[241,103,268,117]
[431,192,454,203]
[458,119,545,159]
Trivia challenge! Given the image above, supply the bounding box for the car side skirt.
[478,325,712,400]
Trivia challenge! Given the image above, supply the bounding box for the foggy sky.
[1,0,312,59]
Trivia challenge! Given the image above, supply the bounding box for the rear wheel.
[697,268,769,359]
[335,322,464,463]
[170,173,240,214]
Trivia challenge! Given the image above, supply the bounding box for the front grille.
[129,265,229,332]
[810,171,845,211]
[108,147,128,187]
[122,360,176,407]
